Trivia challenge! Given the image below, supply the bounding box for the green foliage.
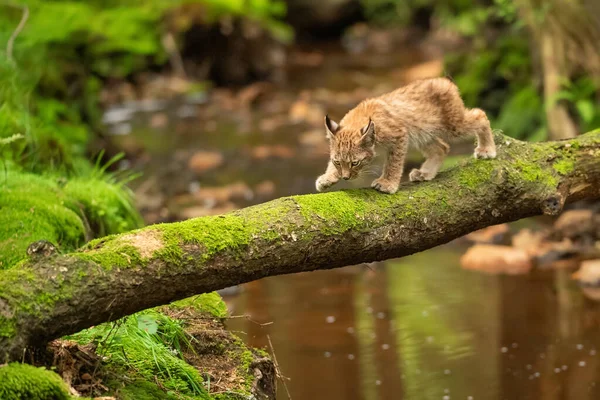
[552,77,600,133]
[359,0,472,28]
[439,1,549,140]
[68,310,210,399]
[360,0,600,141]
[494,85,545,141]
[0,363,71,400]
[0,0,289,172]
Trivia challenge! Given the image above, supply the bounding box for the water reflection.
[225,247,600,400]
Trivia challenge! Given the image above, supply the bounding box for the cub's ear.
[360,118,375,147]
[325,115,340,139]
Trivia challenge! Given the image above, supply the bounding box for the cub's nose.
[343,176,349,180]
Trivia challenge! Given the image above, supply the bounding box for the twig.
[6,4,29,65]
[267,334,292,400]
[227,314,274,327]
[161,31,187,78]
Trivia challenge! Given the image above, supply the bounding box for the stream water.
[107,42,600,400]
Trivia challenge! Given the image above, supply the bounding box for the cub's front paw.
[474,146,497,159]
[371,178,399,194]
[316,175,335,192]
[409,168,434,182]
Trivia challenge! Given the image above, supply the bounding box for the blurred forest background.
[1,0,600,399]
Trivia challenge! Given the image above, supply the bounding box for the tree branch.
[1,131,600,361]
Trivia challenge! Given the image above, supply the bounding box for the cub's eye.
[332,160,340,166]
[351,160,361,166]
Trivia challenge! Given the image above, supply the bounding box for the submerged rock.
[460,244,533,275]
[573,260,600,301]
[465,224,510,245]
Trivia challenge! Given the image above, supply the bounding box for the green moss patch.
[457,159,496,189]
[513,159,558,186]
[150,201,293,265]
[117,380,179,400]
[74,229,164,270]
[553,159,575,175]
[0,363,70,400]
[171,292,229,319]
[0,169,142,269]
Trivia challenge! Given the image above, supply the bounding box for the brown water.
[225,251,600,400]
[107,42,600,400]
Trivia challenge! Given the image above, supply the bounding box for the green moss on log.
[75,241,145,270]
[0,363,71,400]
[60,133,598,274]
[456,159,496,189]
[513,159,559,186]
[553,159,575,175]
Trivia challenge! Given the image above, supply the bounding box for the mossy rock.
[0,168,142,269]
[0,363,71,400]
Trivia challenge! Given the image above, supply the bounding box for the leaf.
[137,315,158,334]
[575,100,596,124]
[549,89,575,104]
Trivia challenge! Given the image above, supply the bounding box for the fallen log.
[1,130,599,361]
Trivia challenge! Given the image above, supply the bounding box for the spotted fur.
[316,77,497,194]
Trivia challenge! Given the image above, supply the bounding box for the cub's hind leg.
[463,108,496,159]
[409,138,450,182]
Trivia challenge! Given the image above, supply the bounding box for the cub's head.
[324,115,375,180]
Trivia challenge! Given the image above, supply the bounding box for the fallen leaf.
[150,113,168,128]
[194,182,252,204]
[259,116,288,132]
[288,100,323,125]
[188,151,224,173]
[254,180,276,197]
[249,145,294,160]
[299,129,327,147]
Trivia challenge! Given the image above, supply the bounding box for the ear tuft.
[325,115,340,138]
[360,118,375,146]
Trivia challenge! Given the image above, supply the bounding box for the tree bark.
[540,30,579,140]
[1,131,600,362]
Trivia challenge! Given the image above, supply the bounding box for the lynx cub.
[316,77,496,194]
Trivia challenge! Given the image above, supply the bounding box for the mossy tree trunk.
[1,131,600,362]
